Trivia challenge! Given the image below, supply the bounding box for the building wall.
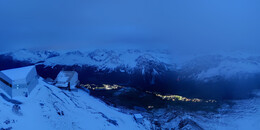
[12,78,38,97]
[26,67,37,82]
[70,72,79,89]
[0,72,12,97]
[12,84,28,97]
[12,66,38,97]
[27,76,38,93]
[26,67,38,93]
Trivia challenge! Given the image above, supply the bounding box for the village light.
[147,91,216,103]
[148,106,154,109]
[83,83,123,91]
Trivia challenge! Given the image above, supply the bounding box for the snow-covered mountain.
[2,49,260,98]
[0,49,175,91]
[178,52,260,81]
[0,78,150,130]
[3,49,260,81]
[3,49,173,72]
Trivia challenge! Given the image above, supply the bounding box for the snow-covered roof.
[55,82,69,88]
[133,114,143,119]
[0,66,35,80]
[56,71,77,82]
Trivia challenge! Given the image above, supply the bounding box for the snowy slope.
[0,78,150,130]
[194,94,260,130]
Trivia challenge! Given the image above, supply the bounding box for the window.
[0,77,12,88]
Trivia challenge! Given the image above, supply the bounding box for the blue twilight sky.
[0,0,259,53]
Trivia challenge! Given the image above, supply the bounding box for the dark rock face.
[178,118,203,130]
[35,64,177,93]
[0,55,32,70]
[31,64,260,99]
[35,65,132,85]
